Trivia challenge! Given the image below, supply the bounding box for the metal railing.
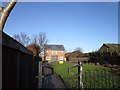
[68,61,120,89]
[68,61,83,89]
[83,68,120,88]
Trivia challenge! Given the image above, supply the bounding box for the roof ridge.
[104,43,120,45]
[44,44,65,50]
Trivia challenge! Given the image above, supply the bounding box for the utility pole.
[0,0,18,31]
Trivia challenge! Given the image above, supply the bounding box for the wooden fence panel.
[2,31,39,89]
[2,46,18,88]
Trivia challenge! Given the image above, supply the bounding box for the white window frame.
[46,56,50,60]
[46,50,49,53]
[61,51,64,53]
[56,51,57,54]
[59,56,64,60]
[52,51,54,54]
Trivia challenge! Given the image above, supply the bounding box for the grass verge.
[49,62,120,88]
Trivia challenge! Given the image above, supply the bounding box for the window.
[60,56,64,60]
[46,56,50,60]
[56,51,57,54]
[61,51,64,53]
[52,51,54,54]
[46,51,48,53]
[52,56,58,61]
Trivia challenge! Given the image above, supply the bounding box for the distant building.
[65,52,72,61]
[44,45,65,62]
[65,51,89,62]
[99,43,120,53]
[26,43,40,56]
[98,43,120,65]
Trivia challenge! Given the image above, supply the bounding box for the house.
[65,51,89,62]
[98,43,120,53]
[44,45,65,63]
[65,52,72,61]
[98,43,120,65]
[65,51,81,62]
[26,43,40,56]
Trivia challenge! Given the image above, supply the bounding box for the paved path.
[42,63,68,88]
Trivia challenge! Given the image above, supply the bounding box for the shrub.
[89,51,119,65]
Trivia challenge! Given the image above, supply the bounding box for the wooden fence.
[1,31,39,88]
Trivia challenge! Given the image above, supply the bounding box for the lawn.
[49,62,120,88]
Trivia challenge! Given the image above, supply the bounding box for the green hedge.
[89,51,119,64]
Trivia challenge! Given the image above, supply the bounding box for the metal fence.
[83,69,120,89]
[2,31,39,88]
[67,61,120,89]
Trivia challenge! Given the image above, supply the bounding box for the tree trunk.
[0,0,17,31]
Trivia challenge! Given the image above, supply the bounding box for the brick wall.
[44,50,65,62]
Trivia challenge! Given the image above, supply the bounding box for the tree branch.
[0,0,18,31]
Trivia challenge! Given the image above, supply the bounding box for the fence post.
[78,60,83,90]
[38,61,42,88]
[78,61,80,89]
[38,59,42,88]
[16,53,20,88]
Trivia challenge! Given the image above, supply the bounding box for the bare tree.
[31,32,48,56]
[38,32,48,54]
[31,34,38,44]
[75,47,83,53]
[13,32,30,46]
[0,0,18,31]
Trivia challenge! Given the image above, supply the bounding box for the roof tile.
[44,45,65,50]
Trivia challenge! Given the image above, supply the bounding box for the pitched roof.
[104,43,120,46]
[44,45,65,50]
[65,51,89,62]
[65,52,72,57]
[66,51,83,58]
[99,43,120,52]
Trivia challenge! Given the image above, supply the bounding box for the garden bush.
[89,51,119,65]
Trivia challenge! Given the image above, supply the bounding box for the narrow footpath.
[42,63,68,89]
